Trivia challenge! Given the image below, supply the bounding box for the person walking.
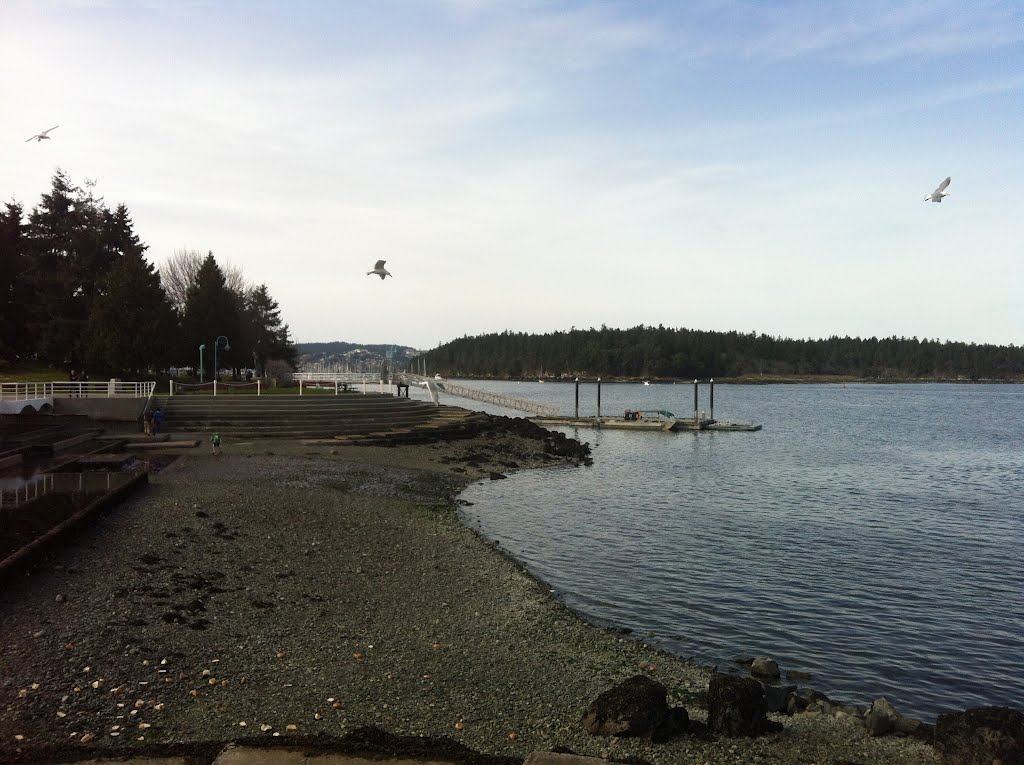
[152,408,163,435]
[143,410,153,436]
[211,432,221,456]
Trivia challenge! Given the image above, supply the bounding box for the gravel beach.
[0,429,940,764]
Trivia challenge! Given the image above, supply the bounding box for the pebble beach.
[0,429,941,764]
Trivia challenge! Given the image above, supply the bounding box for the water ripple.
[458,383,1024,721]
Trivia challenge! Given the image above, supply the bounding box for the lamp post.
[213,336,230,384]
[198,344,205,383]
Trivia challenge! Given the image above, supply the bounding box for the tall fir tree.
[180,253,243,378]
[0,201,29,363]
[82,208,177,374]
[24,171,116,367]
[241,283,298,374]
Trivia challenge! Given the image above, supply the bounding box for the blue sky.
[2,0,1021,349]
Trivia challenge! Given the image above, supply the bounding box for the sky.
[2,0,1022,350]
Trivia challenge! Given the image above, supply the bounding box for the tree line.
[421,325,1024,381]
[0,170,297,379]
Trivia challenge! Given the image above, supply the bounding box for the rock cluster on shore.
[0,421,1008,765]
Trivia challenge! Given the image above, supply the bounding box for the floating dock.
[536,379,762,433]
[532,414,762,432]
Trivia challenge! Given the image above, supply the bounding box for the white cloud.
[1,1,1021,348]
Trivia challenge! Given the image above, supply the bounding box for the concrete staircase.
[151,394,487,441]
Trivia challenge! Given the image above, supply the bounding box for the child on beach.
[211,432,221,455]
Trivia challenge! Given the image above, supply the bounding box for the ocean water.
[409,380,1024,721]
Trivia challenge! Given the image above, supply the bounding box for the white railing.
[398,374,560,417]
[0,471,138,509]
[0,381,157,400]
[294,372,381,383]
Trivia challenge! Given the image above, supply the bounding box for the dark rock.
[894,716,931,739]
[864,697,899,737]
[760,683,797,714]
[786,693,810,715]
[707,672,781,737]
[934,705,1024,765]
[651,706,690,743]
[489,472,507,480]
[581,674,687,739]
[750,657,780,680]
[786,669,814,683]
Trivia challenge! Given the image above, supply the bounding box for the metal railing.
[0,471,138,509]
[398,374,559,417]
[0,381,157,400]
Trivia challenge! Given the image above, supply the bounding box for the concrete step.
[148,396,475,439]
[124,439,201,450]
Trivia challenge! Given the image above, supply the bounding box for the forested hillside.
[420,326,1023,381]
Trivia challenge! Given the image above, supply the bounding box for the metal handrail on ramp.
[398,375,558,417]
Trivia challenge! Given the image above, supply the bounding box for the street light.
[198,344,206,383]
[213,336,230,382]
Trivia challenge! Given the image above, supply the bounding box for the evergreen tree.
[180,253,243,379]
[0,201,29,363]
[23,171,115,367]
[241,283,298,374]
[81,208,177,374]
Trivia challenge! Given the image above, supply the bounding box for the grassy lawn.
[0,365,70,383]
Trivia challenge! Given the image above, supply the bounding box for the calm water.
[410,380,1023,721]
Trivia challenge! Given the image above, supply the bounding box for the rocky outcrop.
[706,673,782,737]
[934,706,1024,765]
[865,697,900,736]
[761,682,797,714]
[750,657,781,680]
[581,674,689,741]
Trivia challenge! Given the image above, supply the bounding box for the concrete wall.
[53,398,146,422]
[0,399,52,415]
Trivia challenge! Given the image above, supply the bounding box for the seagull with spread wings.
[924,177,951,203]
[25,125,60,143]
[366,260,392,279]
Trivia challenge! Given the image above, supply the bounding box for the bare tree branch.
[159,249,204,313]
[160,249,250,312]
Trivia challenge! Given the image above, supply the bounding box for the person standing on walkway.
[143,410,153,436]
[152,408,163,435]
[211,432,221,456]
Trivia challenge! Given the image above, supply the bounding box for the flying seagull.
[924,177,951,203]
[25,125,60,143]
[366,260,392,279]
